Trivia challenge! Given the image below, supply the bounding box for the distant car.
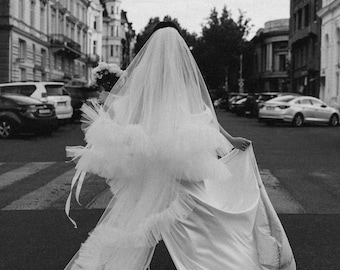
[254,92,301,116]
[65,86,99,120]
[234,97,248,116]
[237,93,260,116]
[258,95,340,127]
[0,82,73,121]
[0,94,58,138]
[228,93,248,112]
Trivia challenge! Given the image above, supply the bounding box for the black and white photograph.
[0,0,339,269]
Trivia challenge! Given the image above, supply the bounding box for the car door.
[299,98,315,121]
[310,99,332,123]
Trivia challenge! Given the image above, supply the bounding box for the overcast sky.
[120,0,290,38]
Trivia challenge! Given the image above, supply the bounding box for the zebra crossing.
[0,162,306,213]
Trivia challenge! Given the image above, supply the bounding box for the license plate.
[58,102,66,106]
[38,109,51,114]
[266,106,275,110]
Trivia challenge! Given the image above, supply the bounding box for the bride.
[64,21,296,270]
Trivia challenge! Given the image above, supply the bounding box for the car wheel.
[329,114,339,127]
[0,118,15,138]
[292,113,304,127]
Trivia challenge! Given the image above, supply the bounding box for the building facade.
[290,0,321,97]
[0,0,134,85]
[251,19,290,93]
[100,0,135,68]
[317,0,340,105]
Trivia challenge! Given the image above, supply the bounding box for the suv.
[0,82,73,121]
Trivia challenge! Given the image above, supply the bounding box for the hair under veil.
[64,26,233,270]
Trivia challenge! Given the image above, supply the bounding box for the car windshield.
[45,85,68,96]
[269,96,296,103]
[3,94,41,105]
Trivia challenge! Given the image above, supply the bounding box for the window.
[19,0,24,21]
[304,5,310,27]
[279,55,286,71]
[111,6,114,14]
[301,99,312,105]
[310,99,324,106]
[30,0,36,27]
[0,86,20,94]
[71,24,75,40]
[32,44,36,63]
[41,49,47,68]
[94,17,97,30]
[110,45,114,57]
[45,85,68,96]
[19,39,26,59]
[51,9,56,33]
[40,2,45,33]
[93,41,97,54]
[77,28,81,44]
[18,85,36,96]
[111,26,114,37]
[297,9,302,29]
[20,68,26,81]
[115,26,119,36]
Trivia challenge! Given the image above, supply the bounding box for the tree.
[192,6,252,92]
[134,16,197,54]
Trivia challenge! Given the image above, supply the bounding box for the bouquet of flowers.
[91,62,124,92]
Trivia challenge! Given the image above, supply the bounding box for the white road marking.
[0,162,55,190]
[0,163,306,214]
[2,169,95,210]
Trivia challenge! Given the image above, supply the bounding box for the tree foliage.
[192,7,252,91]
[134,16,197,54]
[134,7,252,94]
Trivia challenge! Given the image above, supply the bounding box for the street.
[0,111,340,270]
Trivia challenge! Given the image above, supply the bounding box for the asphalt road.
[0,111,340,270]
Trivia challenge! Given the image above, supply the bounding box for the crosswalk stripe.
[0,162,55,190]
[0,162,306,214]
[2,169,93,210]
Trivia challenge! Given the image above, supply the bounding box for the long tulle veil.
[64,27,233,269]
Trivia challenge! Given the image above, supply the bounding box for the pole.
[238,54,244,93]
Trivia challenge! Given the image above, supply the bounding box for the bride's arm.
[219,123,251,151]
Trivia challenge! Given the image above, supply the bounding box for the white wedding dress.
[64,26,296,270]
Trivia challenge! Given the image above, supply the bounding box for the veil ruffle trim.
[65,100,233,226]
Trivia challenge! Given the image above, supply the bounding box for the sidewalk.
[1,210,339,270]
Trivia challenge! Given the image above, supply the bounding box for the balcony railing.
[49,34,81,58]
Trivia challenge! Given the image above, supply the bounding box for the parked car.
[0,94,58,138]
[254,92,301,117]
[0,82,73,121]
[236,93,260,116]
[65,86,99,120]
[234,97,248,116]
[228,93,248,112]
[258,95,340,127]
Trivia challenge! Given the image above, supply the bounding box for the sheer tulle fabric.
[64,28,295,270]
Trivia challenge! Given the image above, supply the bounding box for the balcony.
[49,34,81,59]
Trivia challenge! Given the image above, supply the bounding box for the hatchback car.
[0,82,73,121]
[0,94,57,138]
[258,95,340,127]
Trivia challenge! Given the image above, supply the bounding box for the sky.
[120,0,290,38]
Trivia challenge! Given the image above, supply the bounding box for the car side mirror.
[321,104,327,108]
